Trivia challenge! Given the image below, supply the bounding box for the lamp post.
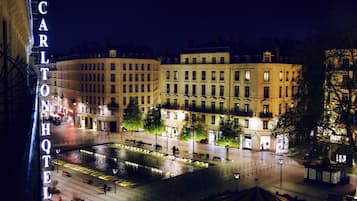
[278,158,283,187]
[192,127,195,157]
[233,172,240,192]
[55,148,60,173]
[112,168,118,193]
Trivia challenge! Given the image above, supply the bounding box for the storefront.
[243,135,252,149]
[276,133,289,154]
[260,136,271,150]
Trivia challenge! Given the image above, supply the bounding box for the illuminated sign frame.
[37,1,52,200]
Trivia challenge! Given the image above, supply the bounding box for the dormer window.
[263,51,272,63]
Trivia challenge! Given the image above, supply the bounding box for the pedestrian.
[172,146,176,155]
[103,184,107,194]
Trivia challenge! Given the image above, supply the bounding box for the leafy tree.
[180,116,207,142]
[122,99,142,135]
[144,106,165,150]
[217,117,241,148]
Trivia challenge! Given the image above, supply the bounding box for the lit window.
[245,71,250,81]
[264,71,269,81]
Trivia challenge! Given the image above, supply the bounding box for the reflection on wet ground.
[58,144,206,185]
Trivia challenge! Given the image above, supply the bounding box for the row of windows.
[82,96,105,106]
[183,56,225,64]
[81,74,105,82]
[166,70,297,82]
[165,111,269,130]
[120,96,151,106]
[80,63,105,71]
[121,84,151,93]
[81,84,105,93]
[115,73,151,82]
[166,84,296,98]
[110,63,151,71]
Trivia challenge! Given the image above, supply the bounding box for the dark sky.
[44,0,353,54]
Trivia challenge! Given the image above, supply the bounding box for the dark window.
[234,86,239,97]
[202,57,206,64]
[212,71,216,80]
[212,57,216,64]
[123,63,126,70]
[263,120,268,129]
[110,74,115,82]
[192,58,197,64]
[192,84,196,96]
[220,71,224,80]
[202,71,206,80]
[201,85,206,96]
[166,84,170,93]
[174,84,178,94]
[111,85,115,93]
[245,86,250,97]
[211,85,216,96]
[123,74,126,82]
[110,63,115,70]
[192,71,196,80]
[234,71,240,81]
[264,87,269,98]
[220,57,224,64]
[185,84,189,95]
[219,85,224,96]
[185,71,189,80]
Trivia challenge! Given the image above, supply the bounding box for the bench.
[62,171,71,177]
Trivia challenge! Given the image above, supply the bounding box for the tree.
[122,99,142,139]
[217,117,242,148]
[180,115,207,142]
[144,106,165,150]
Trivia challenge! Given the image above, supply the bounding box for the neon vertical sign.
[37,1,52,200]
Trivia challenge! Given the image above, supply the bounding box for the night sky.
[46,0,355,55]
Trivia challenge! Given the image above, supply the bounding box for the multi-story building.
[51,50,160,132]
[160,48,301,151]
[0,0,35,200]
[323,49,357,145]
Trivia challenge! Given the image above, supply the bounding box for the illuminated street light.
[233,172,240,191]
[55,148,60,173]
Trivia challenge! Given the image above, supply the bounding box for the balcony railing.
[231,110,253,117]
[259,112,273,118]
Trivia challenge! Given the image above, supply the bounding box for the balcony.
[231,110,253,117]
[259,112,273,118]
[161,103,182,110]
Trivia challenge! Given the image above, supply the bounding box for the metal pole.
[279,158,283,187]
[192,128,194,157]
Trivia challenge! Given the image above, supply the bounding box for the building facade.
[51,50,160,132]
[160,50,301,151]
[0,0,35,200]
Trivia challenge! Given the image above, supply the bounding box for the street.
[50,123,357,201]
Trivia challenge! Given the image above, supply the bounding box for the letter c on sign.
[38,1,48,15]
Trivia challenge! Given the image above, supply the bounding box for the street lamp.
[233,172,240,192]
[55,148,60,173]
[112,167,118,193]
[278,158,284,187]
[192,127,195,157]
